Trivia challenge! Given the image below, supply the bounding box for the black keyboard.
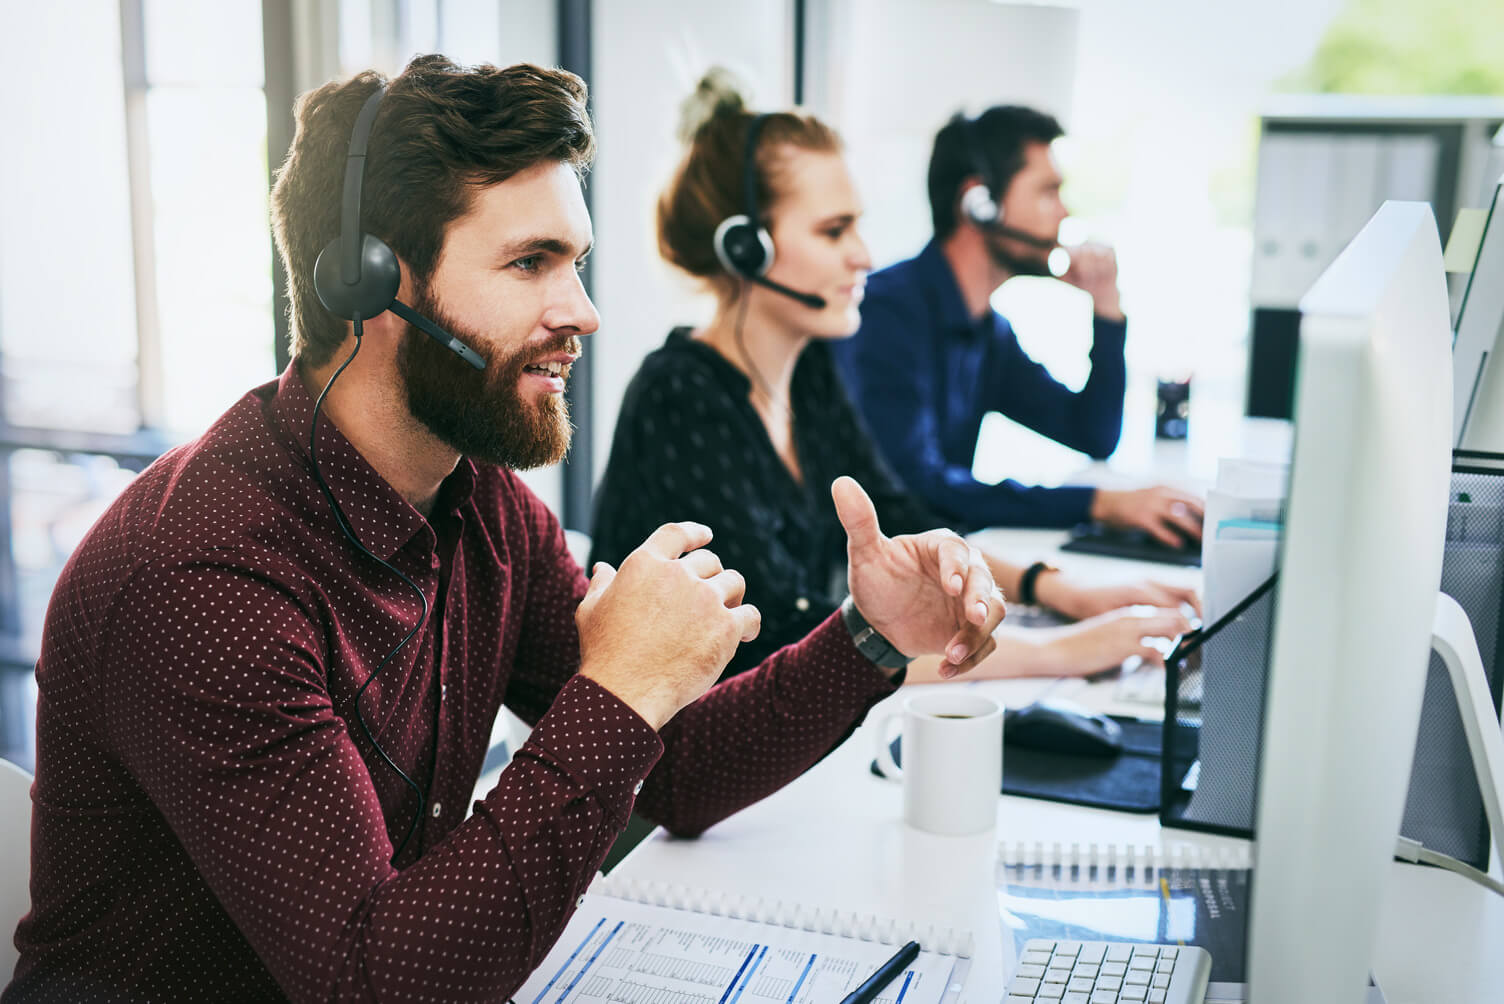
[1059,523,1202,567]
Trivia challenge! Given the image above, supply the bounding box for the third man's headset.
[711,113,828,310]
[956,113,1060,252]
[312,85,487,370]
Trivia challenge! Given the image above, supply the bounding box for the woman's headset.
[711,113,827,310]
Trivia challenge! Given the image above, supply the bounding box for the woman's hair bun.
[676,67,748,143]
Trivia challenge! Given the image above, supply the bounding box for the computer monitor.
[1249,201,1454,1002]
[1451,171,1504,448]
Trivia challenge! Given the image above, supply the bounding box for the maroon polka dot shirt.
[4,366,899,1002]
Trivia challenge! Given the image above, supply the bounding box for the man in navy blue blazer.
[831,106,1202,546]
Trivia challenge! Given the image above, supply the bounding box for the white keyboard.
[1006,939,1212,1004]
[1115,665,1203,710]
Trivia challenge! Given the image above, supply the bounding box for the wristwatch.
[839,595,912,669]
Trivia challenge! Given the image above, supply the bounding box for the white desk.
[612,520,1504,1004]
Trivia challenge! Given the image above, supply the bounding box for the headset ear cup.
[313,234,403,321]
[713,214,775,278]
[961,184,1000,228]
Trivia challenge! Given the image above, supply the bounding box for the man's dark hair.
[927,105,1064,240]
[270,55,595,367]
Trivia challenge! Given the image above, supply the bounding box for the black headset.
[306,82,478,866]
[312,85,487,370]
[955,113,1058,252]
[711,113,827,310]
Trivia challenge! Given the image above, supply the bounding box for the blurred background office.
[1,0,1502,771]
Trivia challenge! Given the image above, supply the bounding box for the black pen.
[839,939,921,1004]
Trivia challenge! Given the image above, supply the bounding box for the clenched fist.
[576,522,760,730]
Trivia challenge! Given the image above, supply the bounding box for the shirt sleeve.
[844,294,1096,530]
[635,611,901,837]
[985,313,1128,460]
[98,549,663,1004]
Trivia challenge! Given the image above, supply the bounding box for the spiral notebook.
[517,875,973,1004]
[996,841,1253,987]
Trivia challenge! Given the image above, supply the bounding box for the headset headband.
[341,85,388,283]
[959,114,996,196]
[742,113,770,229]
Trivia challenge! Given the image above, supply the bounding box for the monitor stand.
[1426,592,1504,877]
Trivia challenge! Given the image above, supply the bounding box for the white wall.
[588,0,796,487]
[807,0,1080,269]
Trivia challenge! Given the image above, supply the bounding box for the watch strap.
[839,595,912,669]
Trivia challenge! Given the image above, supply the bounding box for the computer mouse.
[1004,700,1125,757]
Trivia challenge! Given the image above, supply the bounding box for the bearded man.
[5,56,1005,1003]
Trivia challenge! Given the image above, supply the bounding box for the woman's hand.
[1036,573,1201,621]
[1036,607,1192,677]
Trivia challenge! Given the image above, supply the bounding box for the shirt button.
[439,683,447,701]
[633,781,644,795]
[795,597,810,612]
[576,895,586,908]
[431,802,442,818]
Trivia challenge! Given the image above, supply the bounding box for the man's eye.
[574,257,590,273]
[512,255,542,272]
[824,227,847,241]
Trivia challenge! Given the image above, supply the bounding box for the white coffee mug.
[873,691,1003,836]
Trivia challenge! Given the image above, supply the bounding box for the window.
[0,0,273,770]
[142,0,275,435]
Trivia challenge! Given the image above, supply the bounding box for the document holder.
[1160,450,1504,870]
[1159,572,1279,838]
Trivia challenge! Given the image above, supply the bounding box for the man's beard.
[982,229,1054,278]
[396,290,580,470]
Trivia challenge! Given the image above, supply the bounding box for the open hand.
[833,477,1006,679]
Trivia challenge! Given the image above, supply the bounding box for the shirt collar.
[270,363,476,561]
[915,238,985,338]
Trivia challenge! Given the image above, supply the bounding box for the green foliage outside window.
[1283,0,1504,95]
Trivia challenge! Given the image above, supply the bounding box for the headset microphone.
[312,85,486,371]
[388,300,486,369]
[748,274,827,310]
[712,114,829,311]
